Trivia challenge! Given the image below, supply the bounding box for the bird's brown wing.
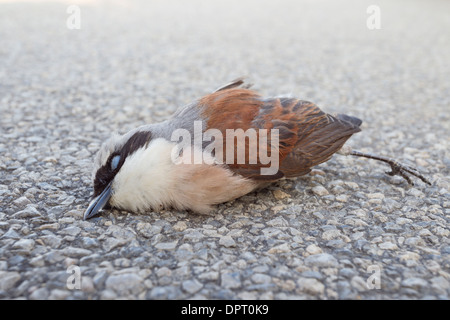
[276,100,362,177]
[199,87,361,180]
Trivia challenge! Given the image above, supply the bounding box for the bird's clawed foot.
[349,150,432,186]
[385,160,431,186]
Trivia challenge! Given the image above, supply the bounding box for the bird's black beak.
[84,182,112,220]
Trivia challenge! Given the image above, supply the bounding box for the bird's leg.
[337,146,431,186]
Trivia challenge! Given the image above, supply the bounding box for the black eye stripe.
[120,130,153,159]
[92,131,153,198]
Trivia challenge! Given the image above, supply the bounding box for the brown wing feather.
[279,101,361,177]
[199,87,361,180]
[213,77,253,92]
[200,88,279,179]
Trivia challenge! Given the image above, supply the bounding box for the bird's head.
[83,129,153,220]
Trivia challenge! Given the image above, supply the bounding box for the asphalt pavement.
[0,0,449,299]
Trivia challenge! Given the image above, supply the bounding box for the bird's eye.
[111,155,120,171]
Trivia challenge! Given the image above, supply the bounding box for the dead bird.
[84,78,430,220]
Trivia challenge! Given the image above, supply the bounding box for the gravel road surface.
[0,0,449,299]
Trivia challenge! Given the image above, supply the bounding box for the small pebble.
[312,186,329,196]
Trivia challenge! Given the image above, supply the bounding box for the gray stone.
[219,236,236,247]
[306,244,323,255]
[155,241,178,251]
[60,226,81,236]
[102,238,128,252]
[266,217,289,227]
[29,255,45,267]
[105,273,144,294]
[305,253,338,268]
[251,273,272,284]
[312,186,329,196]
[0,271,21,291]
[2,228,21,239]
[12,238,35,252]
[81,276,96,293]
[297,278,325,295]
[182,279,203,294]
[81,237,100,249]
[183,229,205,242]
[198,271,219,281]
[136,223,162,238]
[267,243,291,254]
[379,242,399,250]
[48,289,71,300]
[12,197,32,207]
[40,234,62,248]
[221,272,241,289]
[29,287,50,300]
[62,247,92,257]
[12,206,41,218]
[401,278,429,290]
[155,267,172,278]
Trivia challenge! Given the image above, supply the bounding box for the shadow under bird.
[84,78,431,220]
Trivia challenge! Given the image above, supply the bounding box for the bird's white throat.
[110,138,180,212]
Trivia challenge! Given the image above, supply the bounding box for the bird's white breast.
[109,138,257,214]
